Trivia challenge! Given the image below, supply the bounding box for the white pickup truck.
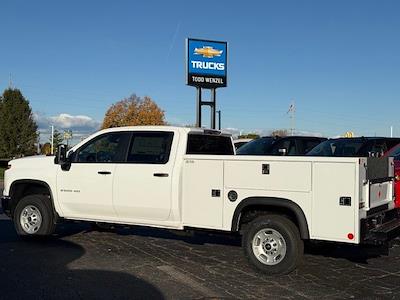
[2,126,400,274]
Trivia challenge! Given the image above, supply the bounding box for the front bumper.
[362,209,400,245]
[0,196,11,217]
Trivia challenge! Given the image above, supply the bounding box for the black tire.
[14,194,56,237]
[242,214,303,275]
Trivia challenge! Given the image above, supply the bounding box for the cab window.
[187,134,234,155]
[127,132,174,164]
[75,132,130,163]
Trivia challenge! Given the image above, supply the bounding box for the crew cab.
[2,126,400,275]
[237,136,326,156]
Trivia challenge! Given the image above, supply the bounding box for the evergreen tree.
[0,88,38,158]
[49,129,64,149]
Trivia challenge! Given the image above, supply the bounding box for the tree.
[270,129,288,137]
[238,133,260,139]
[102,94,166,129]
[50,129,64,149]
[41,143,52,155]
[0,88,38,158]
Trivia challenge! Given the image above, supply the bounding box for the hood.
[9,155,56,168]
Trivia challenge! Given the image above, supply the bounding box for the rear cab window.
[127,131,174,164]
[186,134,234,155]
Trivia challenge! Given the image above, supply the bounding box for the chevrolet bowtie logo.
[194,46,223,58]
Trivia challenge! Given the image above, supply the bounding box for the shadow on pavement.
[304,240,385,263]
[114,225,242,247]
[0,219,164,300]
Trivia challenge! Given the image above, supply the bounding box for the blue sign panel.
[186,38,227,88]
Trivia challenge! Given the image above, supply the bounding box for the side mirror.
[278,148,287,156]
[55,144,71,170]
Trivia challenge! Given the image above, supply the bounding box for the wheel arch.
[231,197,310,239]
[9,179,57,219]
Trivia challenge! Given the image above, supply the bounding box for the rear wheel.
[242,214,303,275]
[14,195,56,237]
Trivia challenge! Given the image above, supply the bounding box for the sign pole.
[217,110,221,130]
[196,87,202,128]
[210,88,216,129]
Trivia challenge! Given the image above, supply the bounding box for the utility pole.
[287,100,296,136]
[37,132,41,154]
[217,110,221,130]
[50,125,54,155]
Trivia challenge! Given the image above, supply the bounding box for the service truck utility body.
[184,155,394,243]
[2,126,399,274]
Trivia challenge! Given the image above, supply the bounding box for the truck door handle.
[153,173,169,177]
[98,171,111,175]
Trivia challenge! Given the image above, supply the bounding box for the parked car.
[233,138,253,150]
[236,136,327,156]
[306,137,400,157]
[384,143,400,207]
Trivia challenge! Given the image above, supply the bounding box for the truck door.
[112,131,176,222]
[57,132,130,220]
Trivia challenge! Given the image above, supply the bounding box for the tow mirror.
[278,148,287,156]
[55,144,71,170]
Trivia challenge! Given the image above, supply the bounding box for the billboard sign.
[186,38,227,89]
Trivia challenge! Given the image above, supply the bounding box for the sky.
[0,0,400,142]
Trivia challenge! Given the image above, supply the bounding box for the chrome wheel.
[19,205,42,234]
[252,228,287,266]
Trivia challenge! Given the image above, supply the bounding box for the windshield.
[307,139,365,157]
[387,144,400,161]
[236,137,274,155]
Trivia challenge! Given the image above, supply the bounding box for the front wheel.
[14,195,56,237]
[242,215,303,275]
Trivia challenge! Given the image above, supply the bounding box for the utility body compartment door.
[182,159,224,229]
[312,162,357,242]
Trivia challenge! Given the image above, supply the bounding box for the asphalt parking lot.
[2,181,400,299]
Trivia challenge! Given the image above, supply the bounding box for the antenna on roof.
[287,99,296,136]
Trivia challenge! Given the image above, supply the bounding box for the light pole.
[50,125,54,155]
